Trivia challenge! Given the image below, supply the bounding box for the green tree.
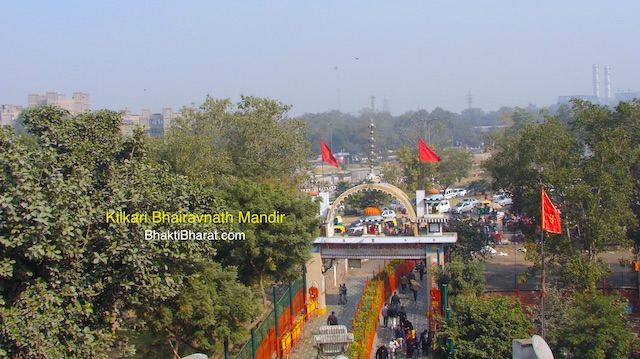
[134,262,259,358]
[444,219,492,263]
[395,145,437,192]
[154,95,312,186]
[216,179,320,306]
[436,295,532,359]
[436,148,474,190]
[435,256,486,296]
[556,291,637,358]
[482,103,637,290]
[0,107,244,357]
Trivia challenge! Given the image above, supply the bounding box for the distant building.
[28,91,90,115]
[119,107,182,137]
[1,104,23,127]
[614,91,640,102]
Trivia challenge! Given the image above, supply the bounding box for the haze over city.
[2,1,638,116]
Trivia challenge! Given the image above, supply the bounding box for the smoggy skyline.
[1,1,638,116]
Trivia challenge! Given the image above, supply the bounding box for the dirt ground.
[483,239,637,291]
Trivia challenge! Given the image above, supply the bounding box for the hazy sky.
[2,1,638,116]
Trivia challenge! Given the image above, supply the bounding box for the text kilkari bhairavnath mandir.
[105,211,285,224]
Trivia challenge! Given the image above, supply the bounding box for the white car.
[459,197,479,207]
[425,199,451,214]
[451,200,476,214]
[452,188,467,197]
[440,189,457,200]
[381,209,396,219]
[494,195,513,206]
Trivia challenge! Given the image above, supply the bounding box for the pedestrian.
[381,302,389,327]
[410,279,421,302]
[393,325,405,350]
[407,269,416,282]
[405,332,415,358]
[407,334,420,359]
[388,339,400,359]
[327,311,338,325]
[398,306,407,325]
[418,262,425,281]
[375,344,389,359]
[400,274,408,294]
[420,329,430,356]
[387,303,398,328]
[339,283,347,304]
[390,291,401,307]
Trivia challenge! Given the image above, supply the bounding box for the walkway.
[292,259,385,359]
[369,272,432,359]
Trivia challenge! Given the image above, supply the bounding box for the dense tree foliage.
[215,179,320,306]
[483,100,640,290]
[481,100,640,357]
[153,95,312,186]
[0,107,242,357]
[435,295,532,359]
[133,262,258,358]
[301,106,512,161]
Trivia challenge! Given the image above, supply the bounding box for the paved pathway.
[290,260,432,359]
[369,273,432,359]
[292,259,384,359]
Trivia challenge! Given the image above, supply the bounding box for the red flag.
[320,139,339,168]
[418,138,441,162]
[541,188,561,234]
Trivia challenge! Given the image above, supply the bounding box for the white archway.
[325,183,418,236]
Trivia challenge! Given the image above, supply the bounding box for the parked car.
[459,197,479,207]
[440,189,457,200]
[381,209,396,219]
[493,195,513,206]
[425,199,451,214]
[451,200,476,214]
[452,188,468,197]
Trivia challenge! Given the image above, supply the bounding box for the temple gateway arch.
[324,182,419,237]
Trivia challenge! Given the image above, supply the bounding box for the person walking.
[375,344,389,359]
[327,311,338,325]
[390,291,401,307]
[400,274,408,294]
[387,303,398,328]
[388,339,400,359]
[398,306,407,326]
[407,269,416,282]
[339,283,347,304]
[410,279,421,302]
[381,302,389,328]
[420,329,430,357]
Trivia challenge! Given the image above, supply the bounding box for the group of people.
[376,325,432,358]
[339,283,347,304]
[375,263,432,358]
[326,262,433,357]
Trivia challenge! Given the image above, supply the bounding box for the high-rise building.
[1,104,23,127]
[28,91,90,115]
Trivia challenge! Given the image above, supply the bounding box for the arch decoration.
[325,183,418,237]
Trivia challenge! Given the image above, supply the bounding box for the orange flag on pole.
[418,138,441,162]
[541,188,561,234]
[320,139,339,168]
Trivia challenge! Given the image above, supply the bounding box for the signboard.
[320,243,426,259]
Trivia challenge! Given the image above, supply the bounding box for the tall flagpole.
[540,229,546,339]
[321,162,324,193]
[540,185,546,339]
